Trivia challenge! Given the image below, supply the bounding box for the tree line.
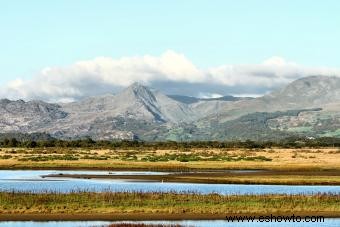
[0,136,340,149]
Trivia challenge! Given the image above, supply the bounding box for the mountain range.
[0,75,339,141]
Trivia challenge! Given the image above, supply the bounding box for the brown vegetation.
[0,191,339,220]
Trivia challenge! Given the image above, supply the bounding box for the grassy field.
[1,147,340,171]
[0,191,339,220]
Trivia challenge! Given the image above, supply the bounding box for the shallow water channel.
[1,170,340,195]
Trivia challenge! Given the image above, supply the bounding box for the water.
[1,170,340,195]
[1,220,340,227]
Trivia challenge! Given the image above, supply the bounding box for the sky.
[1,0,340,102]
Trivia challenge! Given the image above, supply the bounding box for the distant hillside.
[0,132,54,142]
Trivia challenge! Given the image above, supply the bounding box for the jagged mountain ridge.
[0,76,339,140]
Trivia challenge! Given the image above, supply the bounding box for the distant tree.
[9,138,18,147]
[3,138,10,147]
[25,140,37,148]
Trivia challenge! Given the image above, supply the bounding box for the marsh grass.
[0,155,12,159]
[0,191,339,215]
[18,154,79,162]
[1,147,273,163]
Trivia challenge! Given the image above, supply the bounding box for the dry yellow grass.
[1,191,339,216]
[0,147,340,171]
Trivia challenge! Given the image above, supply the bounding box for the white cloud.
[198,92,223,99]
[262,56,295,66]
[1,50,340,102]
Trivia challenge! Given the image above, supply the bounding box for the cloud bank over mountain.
[1,50,340,102]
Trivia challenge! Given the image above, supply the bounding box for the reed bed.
[0,191,339,215]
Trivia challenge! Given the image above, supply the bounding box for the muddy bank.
[43,170,340,185]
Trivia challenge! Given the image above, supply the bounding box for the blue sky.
[1,0,340,101]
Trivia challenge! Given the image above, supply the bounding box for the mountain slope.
[193,76,340,139]
[0,99,67,132]
[263,76,340,109]
[197,76,340,123]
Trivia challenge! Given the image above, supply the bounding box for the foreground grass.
[0,192,339,217]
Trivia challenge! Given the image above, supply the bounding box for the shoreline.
[42,170,340,186]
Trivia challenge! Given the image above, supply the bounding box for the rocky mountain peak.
[129,82,147,90]
[122,82,156,102]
